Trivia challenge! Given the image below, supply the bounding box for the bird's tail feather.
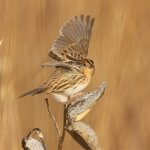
[19,86,46,98]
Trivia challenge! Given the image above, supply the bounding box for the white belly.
[64,79,90,96]
[52,93,68,103]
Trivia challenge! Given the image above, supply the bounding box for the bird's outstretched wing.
[48,15,95,62]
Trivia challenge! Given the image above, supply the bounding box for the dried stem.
[45,99,67,150]
[45,98,61,137]
[58,104,67,150]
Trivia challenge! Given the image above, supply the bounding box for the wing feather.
[48,15,95,62]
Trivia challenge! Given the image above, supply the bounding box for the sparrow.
[19,15,95,103]
[22,128,47,150]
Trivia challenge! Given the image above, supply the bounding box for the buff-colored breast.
[83,67,94,78]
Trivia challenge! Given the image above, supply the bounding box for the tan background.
[0,0,150,149]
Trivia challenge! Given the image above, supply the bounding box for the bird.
[19,15,95,103]
[22,128,47,150]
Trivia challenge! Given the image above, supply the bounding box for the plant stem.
[45,98,61,137]
[58,104,67,150]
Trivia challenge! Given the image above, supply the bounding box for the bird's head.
[74,59,95,77]
[83,59,95,77]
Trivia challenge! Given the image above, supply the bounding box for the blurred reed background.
[0,0,150,149]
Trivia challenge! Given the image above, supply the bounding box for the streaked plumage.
[22,128,47,150]
[19,15,95,103]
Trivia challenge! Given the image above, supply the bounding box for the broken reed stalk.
[45,98,61,137]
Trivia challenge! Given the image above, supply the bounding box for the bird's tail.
[19,86,46,98]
